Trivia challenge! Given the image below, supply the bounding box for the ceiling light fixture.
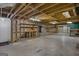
[29,18,41,22]
[67,21,72,24]
[50,21,58,24]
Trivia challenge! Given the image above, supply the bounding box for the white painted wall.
[0,17,11,42]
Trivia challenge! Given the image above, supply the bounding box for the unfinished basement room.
[0,3,79,56]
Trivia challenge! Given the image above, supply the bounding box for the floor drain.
[0,53,8,56]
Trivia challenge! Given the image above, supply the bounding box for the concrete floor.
[0,33,79,56]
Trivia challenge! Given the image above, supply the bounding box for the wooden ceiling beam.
[7,4,16,18]
[48,4,79,16]
[48,6,75,16]
[18,3,45,19]
[45,4,73,14]
[10,3,26,19]
[23,8,58,21]
[39,4,58,11]
[12,3,32,20]
[25,4,59,18]
[57,15,79,22]
[18,3,31,14]
[12,4,59,20]
[72,8,77,16]
[18,4,73,21]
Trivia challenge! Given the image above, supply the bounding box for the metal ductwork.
[0,3,16,8]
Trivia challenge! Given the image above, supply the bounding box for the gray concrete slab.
[0,33,79,56]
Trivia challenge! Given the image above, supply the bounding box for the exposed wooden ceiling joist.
[27,7,57,21]
[57,15,79,22]
[18,3,45,19]
[24,4,73,21]
[45,4,73,14]
[12,3,32,20]
[33,4,58,15]
[48,4,79,16]
[48,5,75,16]
[7,4,17,18]
[24,4,59,18]
[72,9,77,16]
[1,3,79,24]
[33,4,77,22]
[10,3,26,19]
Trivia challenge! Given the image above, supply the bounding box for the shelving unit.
[70,29,79,36]
[20,23,39,39]
[12,20,39,42]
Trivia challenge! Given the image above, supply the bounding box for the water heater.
[0,17,11,43]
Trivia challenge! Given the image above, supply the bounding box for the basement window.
[62,11,71,18]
